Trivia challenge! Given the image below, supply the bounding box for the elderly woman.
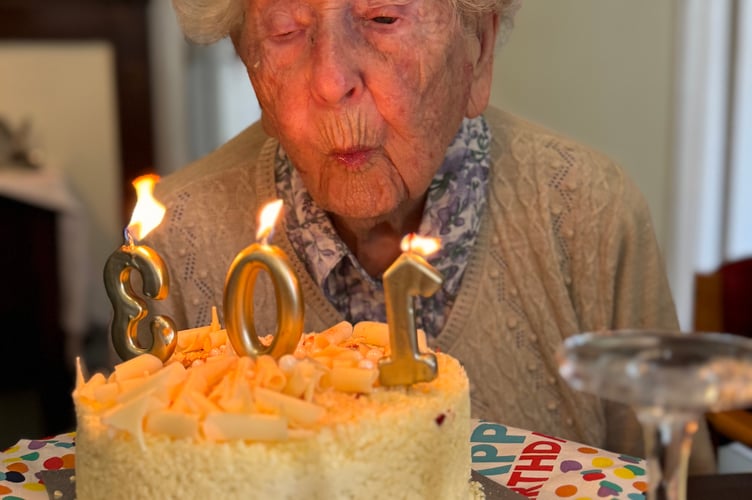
[150,0,714,471]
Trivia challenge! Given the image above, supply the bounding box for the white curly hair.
[171,0,522,46]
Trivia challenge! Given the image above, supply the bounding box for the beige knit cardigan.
[146,106,713,470]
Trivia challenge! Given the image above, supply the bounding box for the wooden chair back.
[695,256,752,448]
[694,257,752,337]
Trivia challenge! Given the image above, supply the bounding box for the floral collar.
[275,115,491,337]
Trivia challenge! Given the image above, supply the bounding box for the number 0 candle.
[223,199,304,359]
[103,175,176,362]
[380,234,443,386]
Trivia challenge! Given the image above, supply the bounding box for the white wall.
[148,0,191,174]
[0,42,122,328]
[185,39,261,161]
[148,3,260,174]
[490,0,675,252]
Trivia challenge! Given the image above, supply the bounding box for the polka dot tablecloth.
[1,433,75,500]
[1,424,647,499]
[471,420,647,499]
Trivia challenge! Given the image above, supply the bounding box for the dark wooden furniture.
[0,195,75,438]
[688,472,752,499]
[694,257,752,338]
[694,257,752,447]
[0,0,155,225]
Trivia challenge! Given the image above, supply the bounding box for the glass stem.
[640,413,698,500]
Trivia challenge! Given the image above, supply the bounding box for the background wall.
[490,0,676,252]
[0,42,122,328]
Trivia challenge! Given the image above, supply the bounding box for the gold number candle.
[103,175,176,362]
[380,234,443,386]
[223,199,304,359]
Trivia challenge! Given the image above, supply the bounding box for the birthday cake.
[73,319,479,499]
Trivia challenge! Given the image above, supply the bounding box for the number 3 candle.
[103,175,176,362]
[223,199,304,359]
[380,234,443,386]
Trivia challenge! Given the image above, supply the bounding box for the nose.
[308,22,363,106]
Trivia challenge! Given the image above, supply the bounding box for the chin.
[329,204,394,222]
[314,183,401,219]
[321,197,398,223]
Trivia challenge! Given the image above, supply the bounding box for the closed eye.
[266,11,306,41]
[371,16,397,24]
[272,29,303,40]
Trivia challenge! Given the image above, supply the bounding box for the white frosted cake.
[73,320,480,499]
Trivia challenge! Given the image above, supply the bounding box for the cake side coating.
[74,322,477,499]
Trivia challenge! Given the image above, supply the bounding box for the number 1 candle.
[103,175,176,362]
[380,234,443,386]
[223,199,304,359]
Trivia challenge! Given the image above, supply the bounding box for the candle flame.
[126,174,166,242]
[400,234,441,257]
[257,199,284,242]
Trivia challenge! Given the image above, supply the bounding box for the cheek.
[396,46,471,118]
[250,65,300,137]
[250,75,279,134]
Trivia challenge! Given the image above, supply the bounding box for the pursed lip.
[331,147,374,171]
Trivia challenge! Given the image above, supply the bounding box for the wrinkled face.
[235,0,496,220]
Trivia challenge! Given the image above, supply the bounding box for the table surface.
[21,466,752,500]
[688,472,752,499]
[2,426,752,499]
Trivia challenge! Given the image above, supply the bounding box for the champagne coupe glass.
[557,330,752,500]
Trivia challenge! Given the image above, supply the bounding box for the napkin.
[471,420,648,499]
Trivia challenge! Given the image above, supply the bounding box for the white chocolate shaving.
[74,320,434,445]
[111,354,163,382]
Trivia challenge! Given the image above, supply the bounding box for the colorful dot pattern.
[543,449,647,499]
[1,433,75,500]
[471,421,649,500]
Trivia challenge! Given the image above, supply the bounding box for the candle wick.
[258,226,275,245]
[124,227,136,248]
[405,233,415,255]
